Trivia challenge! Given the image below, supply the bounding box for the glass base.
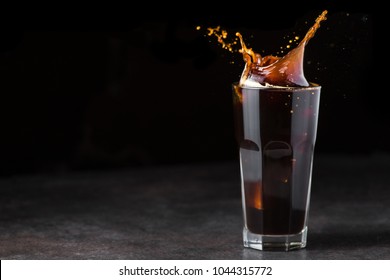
[243,226,308,251]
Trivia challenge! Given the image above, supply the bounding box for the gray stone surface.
[0,154,389,259]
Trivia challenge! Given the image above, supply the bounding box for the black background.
[0,5,378,176]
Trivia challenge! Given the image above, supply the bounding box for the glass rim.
[232,81,321,91]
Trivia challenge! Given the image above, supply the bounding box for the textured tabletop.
[1,154,389,260]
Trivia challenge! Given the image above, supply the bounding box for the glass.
[232,82,321,251]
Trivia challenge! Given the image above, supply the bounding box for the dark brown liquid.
[200,11,327,235]
[233,84,320,235]
[232,11,326,235]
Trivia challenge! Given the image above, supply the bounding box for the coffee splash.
[198,10,328,87]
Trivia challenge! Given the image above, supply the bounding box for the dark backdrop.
[0,6,378,176]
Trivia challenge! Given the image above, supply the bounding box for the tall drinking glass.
[232,82,321,251]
